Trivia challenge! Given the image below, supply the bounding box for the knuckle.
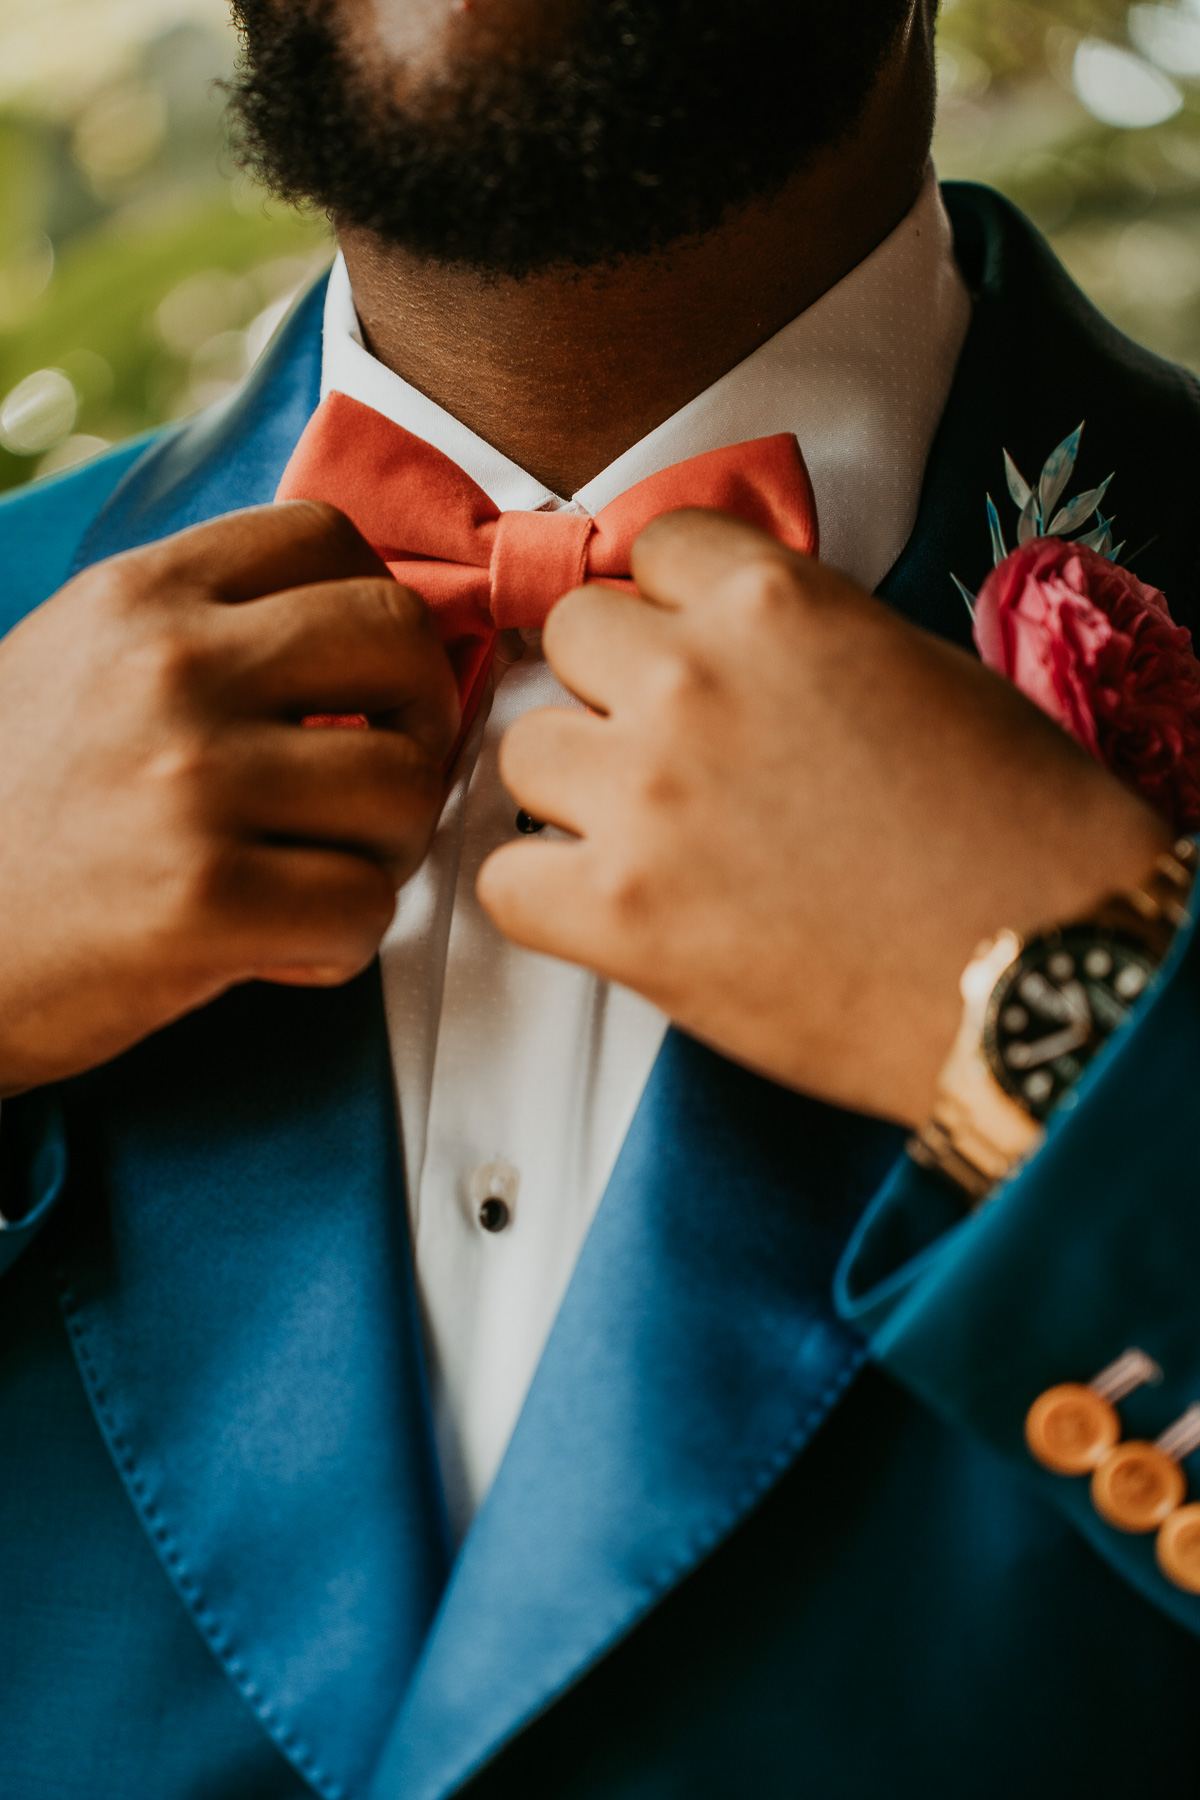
[645,645,717,716]
[283,497,359,548]
[377,733,440,793]
[593,853,653,929]
[373,576,431,637]
[269,499,381,581]
[364,731,446,816]
[720,556,803,627]
[131,624,214,706]
[629,755,685,812]
[70,556,150,620]
[140,727,221,798]
[291,497,344,531]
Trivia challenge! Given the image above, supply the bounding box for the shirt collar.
[320,164,970,591]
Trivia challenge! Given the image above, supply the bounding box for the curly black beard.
[228,0,913,277]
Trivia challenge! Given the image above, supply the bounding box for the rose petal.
[973,536,1200,833]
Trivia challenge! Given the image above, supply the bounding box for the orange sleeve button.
[1025,1384,1120,1475]
[1091,1442,1186,1533]
[1156,1503,1200,1594]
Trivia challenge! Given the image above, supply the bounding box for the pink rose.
[973,536,1200,833]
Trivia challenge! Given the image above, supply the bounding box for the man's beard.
[228,0,912,278]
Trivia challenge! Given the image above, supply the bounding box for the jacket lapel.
[56,973,451,1800]
[370,1034,903,1800]
[52,276,453,1800]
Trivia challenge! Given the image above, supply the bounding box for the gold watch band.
[909,838,1198,1203]
[1091,840,1198,961]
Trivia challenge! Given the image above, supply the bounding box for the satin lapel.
[56,978,451,1800]
[372,1033,904,1800]
[54,278,452,1800]
[69,273,328,571]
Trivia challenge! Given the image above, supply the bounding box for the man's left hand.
[477,511,1172,1125]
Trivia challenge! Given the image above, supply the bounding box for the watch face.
[983,929,1158,1121]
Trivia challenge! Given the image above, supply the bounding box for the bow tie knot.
[277,390,818,749]
[487,508,597,631]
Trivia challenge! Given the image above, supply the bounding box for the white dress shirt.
[319,165,970,1539]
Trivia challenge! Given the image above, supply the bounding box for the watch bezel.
[981,925,1159,1120]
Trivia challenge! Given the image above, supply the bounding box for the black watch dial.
[983,929,1158,1121]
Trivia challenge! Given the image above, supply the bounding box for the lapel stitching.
[57,1271,347,1799]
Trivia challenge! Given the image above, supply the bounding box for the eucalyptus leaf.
[1076,508,1118,556]
[987,494,1007,568]
[1075,522,1109,553]
[951,572,977,621]
[1016,489,1041,545]
[1038,424,1083,525]
[1048,473,1113,536]
[1004,449,1033,513]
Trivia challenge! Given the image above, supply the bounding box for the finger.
[542,581,676,713]
[205,841,398,980]
[630,508,819,613]
[211,577,461,762]
[497,707,609,833]
[256,963,374,987]
[219,721,446,870]
[113,500,389,609]
[477,837,607,968]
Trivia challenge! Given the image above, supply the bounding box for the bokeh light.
[935,0,1200,372]
[0,0,330,491]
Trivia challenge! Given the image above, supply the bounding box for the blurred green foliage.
[0,4,329,492]
[936,0,1200,367]
[3,0,1200,493]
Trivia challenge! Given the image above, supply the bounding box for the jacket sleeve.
[836,901,1200,1639]
[0,1090,68,1281]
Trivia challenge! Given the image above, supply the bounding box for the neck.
[338,13,935,497]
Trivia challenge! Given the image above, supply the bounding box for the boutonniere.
[955,426,1200,834]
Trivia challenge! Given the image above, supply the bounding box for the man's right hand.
[0,500,460,1096]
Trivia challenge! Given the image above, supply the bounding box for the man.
[3,1,1200,1795]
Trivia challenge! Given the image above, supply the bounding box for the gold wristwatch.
[909,839,1198,1201]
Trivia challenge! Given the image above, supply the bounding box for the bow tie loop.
[487,509,595,631]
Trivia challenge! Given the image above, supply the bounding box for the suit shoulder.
[932,181,1200,613]
[0,432,166,634]
[942,181,1200,432]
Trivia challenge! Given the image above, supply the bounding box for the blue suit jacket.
[4,183,1200,1800]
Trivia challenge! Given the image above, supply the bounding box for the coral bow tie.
[277,389,818,742]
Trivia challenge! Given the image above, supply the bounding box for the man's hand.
[478,511,1172,1126]
[0,501,459,1095]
